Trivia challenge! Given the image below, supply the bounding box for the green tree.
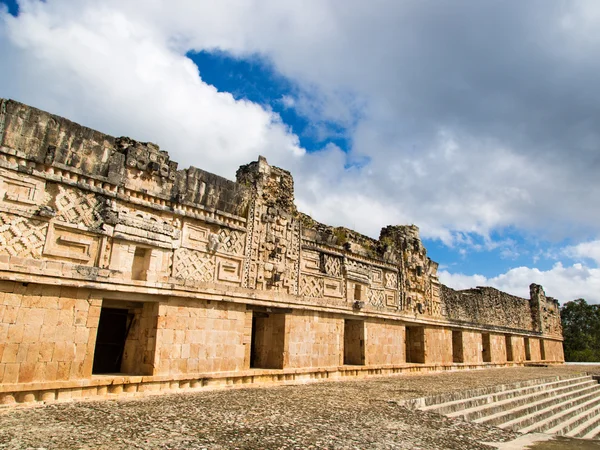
[560,298,600,362]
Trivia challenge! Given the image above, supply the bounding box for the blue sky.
[2,0,600,302]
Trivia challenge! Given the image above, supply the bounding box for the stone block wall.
[364,319,405,365]
[120,302,159,375]
[424,327,453,364]
[489,334,508,364]
[154,299,248,375]
[0,282,99,384]
[285,311,343,368]
[543,339,564,362]
[461,331,483,364]
[509,336,527,363]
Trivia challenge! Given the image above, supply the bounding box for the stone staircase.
[405,374,600,439]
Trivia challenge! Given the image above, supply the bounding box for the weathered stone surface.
[0,99,565,404]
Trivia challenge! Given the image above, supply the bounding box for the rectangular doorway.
[250,312,286,369]
[92,307,133,374]
[482,333,492,363]
[405,326,425,364]
[505,335,513,362]
[452,330,464,363]
[524,337,531,361]
[343,319,365,365]
[540,339,546,360]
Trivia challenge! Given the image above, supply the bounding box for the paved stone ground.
[1,366,600,450]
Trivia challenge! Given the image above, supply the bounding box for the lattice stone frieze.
[322,254,342,278]
[385,272,398,289]
[218,228,246,255]
[368,289,385,308]
[299,274,324,298]
[172,248,215,282]
[54,185,103,229]
[0,212,48,258]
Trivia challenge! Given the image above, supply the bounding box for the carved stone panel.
[43,223,100,264]
[299,274,324,298]
[323,278,344,298]
[0,212,48,258]
[300,249,321,274]
[172,248,215,283]
[0,170,46,209]
[52,185,103,229]
[216,255,243,284]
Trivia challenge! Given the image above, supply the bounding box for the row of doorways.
[92,306,537,375]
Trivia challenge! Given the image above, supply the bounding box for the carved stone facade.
[0,99,564,405]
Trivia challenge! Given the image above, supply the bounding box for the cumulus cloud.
[440,262,600,304]
[2,0,600,299]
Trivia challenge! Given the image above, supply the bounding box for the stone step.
[411,374,586,410]
[520,393,600,434]
[425,375,592,416]
[484,385,600,430]
[581,422,600,440]
[448,378,597,422]
[560,405,600,438]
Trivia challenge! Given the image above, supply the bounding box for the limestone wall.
[365,319,405,365]
[154,299,248,375]
[0,98,565,394]
[0,282,99,384]
[285,311,342,368]
[424,327,453,365]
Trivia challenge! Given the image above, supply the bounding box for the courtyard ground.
[2,365,600,449]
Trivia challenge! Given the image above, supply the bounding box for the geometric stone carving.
[300,250,321,273]
[345,259,370,284]
[385,272,398,289]
[172,248,215,282]
[322,254,342,278]
[0,212,48,258]
[368,288,385,308]
[42,223,100,264]
[53,185,103,229]
[371,268,384,287]
[323,278,343,298]
[385,290,397,307]
[181,223,210,249]
[299,274,324,298]
[217,228,245,255]
[216,256,242,283]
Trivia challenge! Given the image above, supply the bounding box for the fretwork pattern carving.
[385,272,398,289]
[299,274,324,298]
[0,212,47,258]
[323,254,342,278]
[218,228,246,255]
[172,248,215,282]
[54,186,103,229]
[368,289,385,308]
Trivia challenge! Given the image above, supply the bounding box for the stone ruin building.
[0,99,563,405]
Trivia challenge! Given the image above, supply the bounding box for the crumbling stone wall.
[440,285,536,332]
[0,98,565,390]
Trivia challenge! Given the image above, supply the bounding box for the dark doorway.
[540,339,546,360]
[405,326,425,363]
[452,330,464,363]
[92,308,133,374]
[482,333,492,363]
[505,335,513,362]
[250,312,286,369]
[343,320,365,365]
[524,337,531,361]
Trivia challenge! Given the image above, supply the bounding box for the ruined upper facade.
[0,99,563,405]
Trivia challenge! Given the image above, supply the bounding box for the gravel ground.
[1,365,600,450]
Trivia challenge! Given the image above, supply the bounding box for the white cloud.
[440,262,600,304]
[2,0,600,283]
[564,240,600,265]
